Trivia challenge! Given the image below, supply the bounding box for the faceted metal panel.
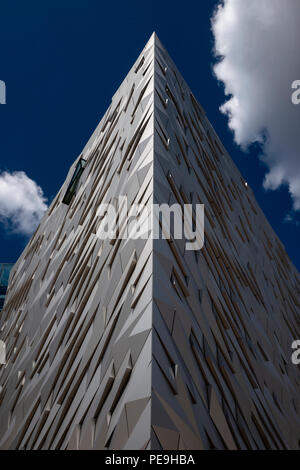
[0,35,155,450]
[0,33,299,450]
[151,36,300,450]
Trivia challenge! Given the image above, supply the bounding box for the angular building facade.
[0,33,299,450]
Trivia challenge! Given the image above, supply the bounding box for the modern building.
[0,263,14,312]
[0,33,299,450]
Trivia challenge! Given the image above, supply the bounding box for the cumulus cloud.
[0,171,48,235]
[211,0,300,209]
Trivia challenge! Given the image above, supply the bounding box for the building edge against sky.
[0,33,299,450]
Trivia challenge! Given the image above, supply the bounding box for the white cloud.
[0,171,48,235]
[211,0,300,209]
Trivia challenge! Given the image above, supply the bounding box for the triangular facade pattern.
[0,34,299,450]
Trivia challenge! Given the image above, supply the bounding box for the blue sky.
[0,0,299,270]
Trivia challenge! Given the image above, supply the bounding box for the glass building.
[0,263,14,311]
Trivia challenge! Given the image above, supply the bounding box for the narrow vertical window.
[62,158,86,205]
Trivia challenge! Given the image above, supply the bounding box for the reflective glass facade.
[0,264,14,311]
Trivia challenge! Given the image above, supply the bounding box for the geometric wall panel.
[0,33,299,449]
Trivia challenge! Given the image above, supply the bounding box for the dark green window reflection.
[0,263,14,311]
[62,158,87,205]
